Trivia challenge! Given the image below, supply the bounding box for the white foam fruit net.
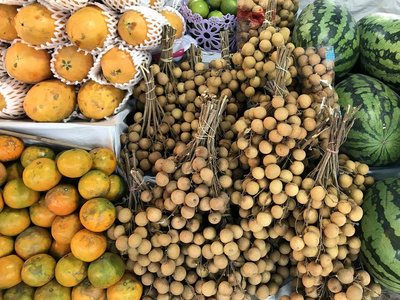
[119,6,168,51]
[0,0,34,4]
[15,0,70,50]
[50,43,95,86]
[0,43,8,77]
[149,0,165,11]
[159,6,187,38]
[101,0,148,12]
[165,0,181,10]
[0,76,31,119]
[89,43,151,90]
[46,0,89,11]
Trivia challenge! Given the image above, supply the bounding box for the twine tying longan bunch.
[159,24,179,96]
[286,107,379,300]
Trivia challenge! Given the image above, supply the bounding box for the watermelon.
[337,74,400,167]
[292,0,359,78]
[361,178,400,293]
[358,13,400,93]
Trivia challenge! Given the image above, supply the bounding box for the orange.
[3,282,35,299]
[88,252,125,289]
[72,278,106,300]
[55,253,89,287]
[49,240,71,261]
[29,196,57,228]
[160,10,184,39]
[14,3,56,45]
[78,170,110,200]
[79,198,115,232]
[5,42,52,84]
[118,11,149,47]
[66,6,109,51]
[0,135,24,163]
[51,212,84,244]
[0,235,14,258]
[0,207,30,236]
[57,149,93,178]
[5,161,23,182]
[100,47,137,84]
[21,254,56,287]
[71,229,107,262]
[23,79,77,122]
[77,81,126,120]
[45,184,80,216]
[34,279,71,300]
[0,4,18,41]
[90,148,117,176]
[0,162,6,186]
[54,45,94,82]
[15,226,52,260]
[3,178,40,209]
[20,146,55,168]
[105,174,127,202]
[0,255,24,289]
[107,272,143,300]
[0,192,3,213]
[22,158,62,192]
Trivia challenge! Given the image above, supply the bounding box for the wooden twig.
[219,30,231,69]
[0,129,92,151]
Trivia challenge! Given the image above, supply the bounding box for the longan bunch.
[275,0,300,29]
[288,156,379,299]
[293,46,339,112]
[232,26,296,101]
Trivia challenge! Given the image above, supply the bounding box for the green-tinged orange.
[79,198,115,232]
[105,175,126,202]
[20,146,55,168]
[49,240,71,261]
[71,229,107,262]
[3,282,35,300]
[0,207,30,236]
[45,184,80,216]
[57,149,93,178]
[88,253,125,289]
[0,235,14,258]
[3,178,40,209]
[0,162,6,186]
[15,226,52,260]
[78,170,110,200]
[51,212,83,244]
[34,279,71,300]
[55,253,89,287]
[72,278,106,300]
[23,158,62,192]
[0,255,24,289]
[29,196,57,228]
[5,161,23,182]
[21,254,56,287]
[89,148,117,176]
[106,272,143,300]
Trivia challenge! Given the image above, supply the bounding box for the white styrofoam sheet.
[0,107,131,157]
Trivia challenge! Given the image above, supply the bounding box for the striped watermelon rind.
[292,0,359,78]
[361,178,400,293]
[358,13,400,93]
[337,74,400,167]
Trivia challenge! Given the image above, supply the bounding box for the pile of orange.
[0,134,142,299]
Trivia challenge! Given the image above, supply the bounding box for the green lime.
[208,10,223,19]
[187,0,200,6]
[189,0,210,18]
[221,0,237,15]
[206,0,221,10]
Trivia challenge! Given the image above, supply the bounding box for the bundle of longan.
[275,0,300,29]
[293,46,339,113]
[232,28,297,102]
[286,107,380,300]
[122,63,177,176]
